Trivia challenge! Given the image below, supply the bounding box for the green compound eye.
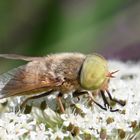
[80,54,108,90]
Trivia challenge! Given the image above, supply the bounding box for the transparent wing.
[0,54,43,61]
[0,64,63,99]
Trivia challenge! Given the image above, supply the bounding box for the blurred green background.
[0,0,140,73]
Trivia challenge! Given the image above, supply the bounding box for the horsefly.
[0,53,125,113]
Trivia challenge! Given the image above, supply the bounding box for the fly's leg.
[73,91,88,101]
[72,91,108,111]
[100,90,110,108]
[100,90,119,112]
[101,90,126,112]
[18,90,53,113]
[57,93,65,113]
[73,91,88,97]
[106,90,126,106]
[73,90,119,112]
[88,92,119,112]
[20,90,66,114]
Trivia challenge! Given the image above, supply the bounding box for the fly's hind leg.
[18,90,53,113]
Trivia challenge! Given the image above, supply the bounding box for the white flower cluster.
[0,60,140,140]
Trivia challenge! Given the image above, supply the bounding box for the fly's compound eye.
[80,54,108,90]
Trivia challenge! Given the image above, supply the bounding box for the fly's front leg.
[100,90,123,112]
[73,90,110,111]
[88,92,119,112]
[100,90,110,109]
[73,90,120,112]
[106,89,126,106]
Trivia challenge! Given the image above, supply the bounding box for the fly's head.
[80,54,118,92]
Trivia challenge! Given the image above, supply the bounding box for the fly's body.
[0,53,85,98]
[0,53,125,112]
[44,53,85,93]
